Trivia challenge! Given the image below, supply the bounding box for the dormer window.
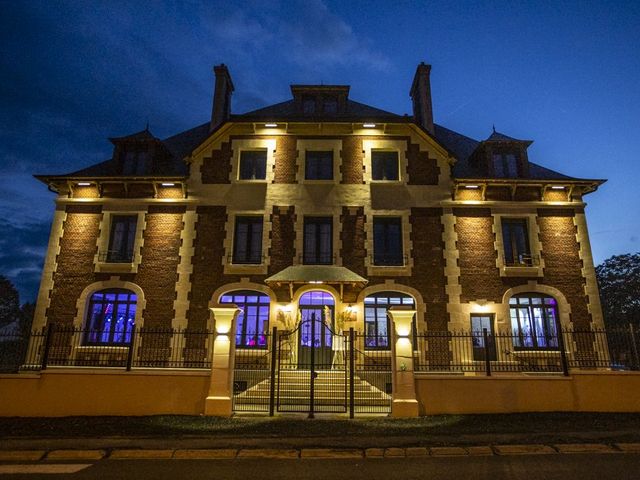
[302,95,316,114]
[492,153,518,178]
[323,97,338,114]
[122,151,150,176]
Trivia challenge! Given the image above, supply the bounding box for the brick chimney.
[410,62,434,135]
[210,64,235,132]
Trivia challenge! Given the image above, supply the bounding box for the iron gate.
[231,326,392,416]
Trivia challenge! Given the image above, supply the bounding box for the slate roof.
[235,99,404,122]
[433,124,578,181]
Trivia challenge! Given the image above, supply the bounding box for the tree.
[0,275,20,327]
[596,253,640,328]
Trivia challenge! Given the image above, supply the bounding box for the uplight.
[264,123,278,128]
[363,123,376,128]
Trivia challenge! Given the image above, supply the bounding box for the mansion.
[20,62,615,416]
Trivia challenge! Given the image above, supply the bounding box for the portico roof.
[265,265,368,285]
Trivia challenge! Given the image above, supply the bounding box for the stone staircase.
[233,369,391,412]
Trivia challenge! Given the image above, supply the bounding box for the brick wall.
[268,206,296,276]
[201,142,232,184]
[46,205,102,325]
[340,137,364,184]
[407,142,439,185]
[134,205,185,329]
[454,208,504,303]
[340,207,366,277]
[538,208,591,328]
[273,136,298,183]
[186,206,227,330]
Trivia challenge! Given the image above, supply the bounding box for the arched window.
[220,290,270,348]
[84,289,137,345]
[509,293,559,350]
[364,292,415,350]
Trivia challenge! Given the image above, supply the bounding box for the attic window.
[122,151,150,176]
[323,97,338,114]
[492,153,519,178]
[302,95,316,114]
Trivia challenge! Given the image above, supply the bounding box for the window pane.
[239,151,267,180]
[371,151,399,181]
[305,151,333,180]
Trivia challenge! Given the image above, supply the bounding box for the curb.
[2,443,640,461]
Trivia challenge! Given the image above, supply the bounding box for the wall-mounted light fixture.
[77,182,92,186]
[308,280,324,284]
[465,185,480,189]
[161,182,176,187]
[550,185,565,190]
[363,123,376,128]
[264,123,278,128]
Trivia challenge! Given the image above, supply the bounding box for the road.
[2,454,640,479]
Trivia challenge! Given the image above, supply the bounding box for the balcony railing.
[227,254,266,265]
[505,253,540,267]
[370,254,408,267]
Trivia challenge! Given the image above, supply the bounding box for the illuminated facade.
[33,63,606,373]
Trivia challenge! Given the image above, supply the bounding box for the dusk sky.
[1,0,639,303]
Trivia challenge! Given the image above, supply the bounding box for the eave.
[34,174,188,197]
[453,177,606,198]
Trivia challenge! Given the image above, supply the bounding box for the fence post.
[629,323,640,371]
[41,323,54,370]
[269,326,278,416]
[482,328,492,376]
[557,327,570,376]
[126,324,136,371]
[349,328,355,419]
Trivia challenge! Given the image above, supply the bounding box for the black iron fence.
[2,324,639,376]
[0,325,215,372]
[413,326,640,375]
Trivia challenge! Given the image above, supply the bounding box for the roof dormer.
[470,129,533,178]
[109,128,173,176]
[290,85,350,115]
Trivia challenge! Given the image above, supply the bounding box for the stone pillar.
[204,305,241,416]
[388,307,419,417]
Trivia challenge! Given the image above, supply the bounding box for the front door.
[471,314,497,361]
[298,308,333,368]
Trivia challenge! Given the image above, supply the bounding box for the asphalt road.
[2,455,640,479]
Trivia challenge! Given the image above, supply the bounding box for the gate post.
[388,307,419,418]
[204,305,241,416]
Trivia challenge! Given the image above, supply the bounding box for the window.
[106,215,137,263]
[303,217,333,264]
[84,289,136,345]
[302,95,316,114]
[492,153,518,178]
[364,292,415,350]
[323,97,338,114]
[122,151,150,175]
[220,290,269,348]
[239,150,267,180]
[470,314,496,361]
[305,151,333,180]
[502,219,531,266]
[233,216,263,264]
[373,217,403,266]
[509,293,559,350]
[371,151,399,181]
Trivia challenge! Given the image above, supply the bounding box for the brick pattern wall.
[268,206,296,276]
[485,186,511,201]
[406,142,439,185]
[454,208,504,303]
[273,136,298,183]
[340,207,366,277]
[186,206,227,330]
[340,136,364,184]
[514,187,541,202]
[135,206,185,329]
[201,142,232,184]
[538,208,591,329]
[408,208,449,330]
[46,205,102,325]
